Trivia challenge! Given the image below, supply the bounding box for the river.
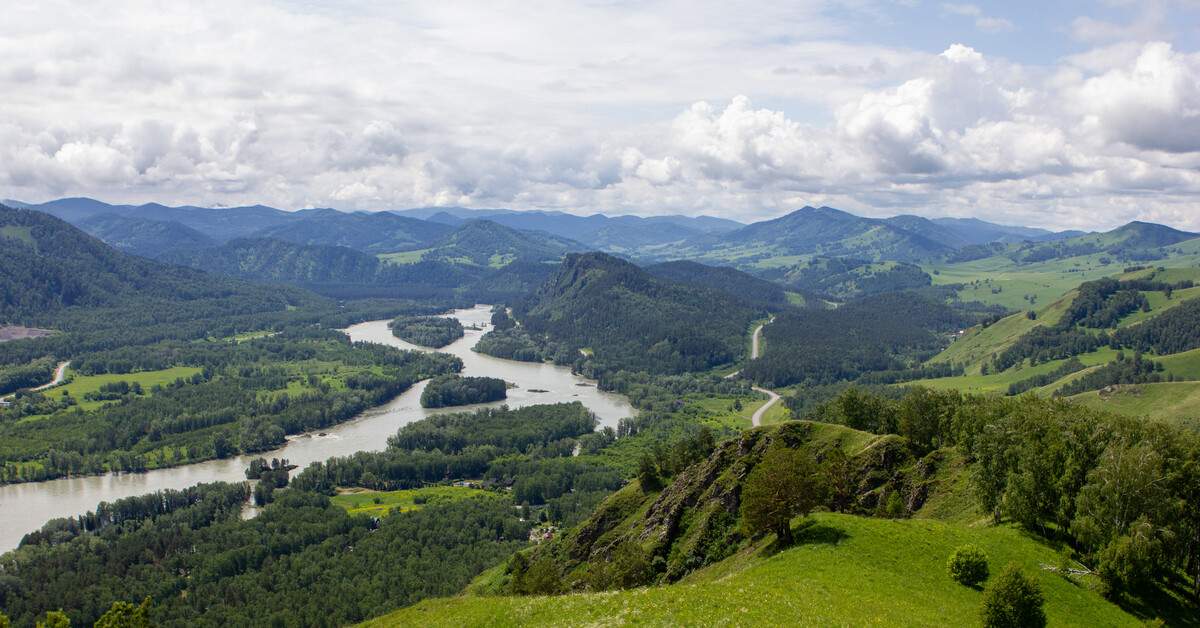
[0,305,634,552]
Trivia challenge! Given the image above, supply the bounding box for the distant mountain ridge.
[0,204,316,328]
[11,197,1184,278]
[693,206,956,263]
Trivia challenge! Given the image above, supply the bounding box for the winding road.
[0,361,69,405]
[750,386,781,427]
[730,317,782,426]
[750,316,775,360]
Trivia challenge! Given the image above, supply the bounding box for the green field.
[924,254,1115,311]
[928,291,1074,372]
[363,512,1149,627]
[0,225,36,248]
[35,366,203,414]
[1066,382,1200,427]
[378,250,428,265]
[918,349,1120,394]
[331,486,489,517]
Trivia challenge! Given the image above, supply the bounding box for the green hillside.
[689,206,954,266]
[364,397,1199,627]
[249,209,453,253]
[499,252,768,375]
[759,256,932,299]
[1066,381,1200,428]
[644,260,789,304]
[160,237,385,284]
[75,214,217,258]
[415,220,588,267]
[923,227,1200,311]
[366,513,1141,628]
[0,205,323,329]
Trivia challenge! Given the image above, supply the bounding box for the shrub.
[947,544,989,587]
[980,561,1046,628]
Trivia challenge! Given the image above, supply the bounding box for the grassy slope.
[1066,382,1200,428]
[363,512,1141,628]
[927,291,1072,373]
[923,240,1200,311]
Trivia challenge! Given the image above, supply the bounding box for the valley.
[1,200,1198,627]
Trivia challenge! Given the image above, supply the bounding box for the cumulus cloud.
[1073,42,1200,153]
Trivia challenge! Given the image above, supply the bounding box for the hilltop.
[502,252,769,375]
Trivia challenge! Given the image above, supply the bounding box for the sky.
[2,1,1200,231]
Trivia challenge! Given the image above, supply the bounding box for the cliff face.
[520,421,933,591]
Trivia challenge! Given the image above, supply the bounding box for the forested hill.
[74,214,218,258]
[421,220,589,266]
[248,210,453,253]
[159,237,386,284]
[695,206,955,263]
[513,252,768,374]
[0,205,321,329]
[644,260,789,305]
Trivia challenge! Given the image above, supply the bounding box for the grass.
[362,512,1147,628]
[32,366,202,414]
[378,250,428,265]
[331,486,489,517]
[783,292,807,307]
[1066,382,1200,428]
[0,225,36,248]
[916,349,1120,394]
[927,293,1072,372]
[686,394,758,429]
[1115,284,1200,328]
[1158,347,1200,379]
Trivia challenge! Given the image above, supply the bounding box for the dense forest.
[644,260,789,304]
[419,374,507,408]
[0,484,532,627]
[389,315,464,348]
[0,402,631,626]
[504,252,767,376]
[739,292,972,387]
[759,256,932,299]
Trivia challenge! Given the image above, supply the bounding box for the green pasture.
[332,486,489,518]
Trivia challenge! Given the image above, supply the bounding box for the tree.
[740,445,828,546]
[35,611,70,628]
[95,598,156,628]
[824,448,857,514]
[947,544,989,587]
[637,454,661,492]
[980,562,1046,628]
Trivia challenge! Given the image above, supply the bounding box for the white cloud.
[1073,42,1200,153]
[976,17,1015,33]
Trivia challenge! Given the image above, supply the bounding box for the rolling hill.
[502,252,768,374]
[0,204,318,329]
[414,220,589,267]
[643,260,789,305]
[689,206,957,266]
[248,210,453,253]
[74,214,218,258]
